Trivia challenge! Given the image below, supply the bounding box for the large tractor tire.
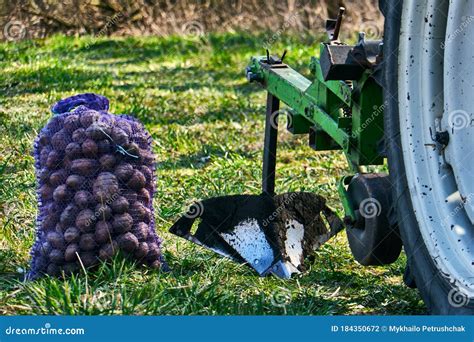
[381,0,474,314]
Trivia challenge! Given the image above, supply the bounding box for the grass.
[0,32,426,315]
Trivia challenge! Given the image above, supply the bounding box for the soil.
[273,192,345,270]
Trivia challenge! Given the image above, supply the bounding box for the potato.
[38,133,50,146]
[129,201,147,221]
[55,222,67,233]
[147,242,161,259]
[118,232,138,253]
[75,208,95,232]
[137,188,151,204]
[97,139,112,154]
[60,204,79,225]
[86,123,108,141]
[64,114,80,132]
[50,115,65,130]
[112,213,133,234]
[99,241,118,260]
[99,154,116,171]
[82,139,98,157]
[110,196,129,213]
[122,189,137,204]
[149,260,161,269]
[93,172,119,202]
[127,170,146,190]
[139,166,152,182]
[74,190,93,209]
[63,157,73,170]
[34,256,48,270]
[78,252,98,268]
[49,169,68,187]
[142,208,152,223]
[139,149,155,165]
[38,169,50,183]
[63,262,79,274]
[124,142,140,157]
[51,129,69,150]
[39,184,54,201]
[114,163,133,182]
[44,202,60,216]
[132,222,149,241]
[134,133,149,147]
[79,233,97,251]
[94,221,112,244]
[46,231,65,249]
[46,263,60,276]
[64,227,80,243]
[53,184,70,203]
[42,212,59,231]
[95,203,112,220]
[80,110,100,128]
[65,142,82,159]
[64,243,80,262]
[39,147,51,166]
[111,127,129,145]
[71,158,98,176]
[116,121,132,135]
[72,128,86,144]
[46,150,63,169]
[134,242,149,259]
[49,249,65,264]
[66,174,85,189]
[39,241,52,256]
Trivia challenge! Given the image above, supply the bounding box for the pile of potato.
[28,94,164,278]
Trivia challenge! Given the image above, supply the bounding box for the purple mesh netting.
[51,93,109,114]
[27,93,166,279]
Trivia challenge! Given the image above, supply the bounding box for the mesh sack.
[27,93,166,279]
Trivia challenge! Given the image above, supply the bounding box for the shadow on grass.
[1,65,113,96]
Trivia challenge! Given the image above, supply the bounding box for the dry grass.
[0,0,382,41]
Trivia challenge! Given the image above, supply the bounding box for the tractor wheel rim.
[399,0,474,296]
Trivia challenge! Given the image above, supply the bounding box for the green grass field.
[0,33,426,315]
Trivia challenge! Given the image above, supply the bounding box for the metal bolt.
[246,72,259,82]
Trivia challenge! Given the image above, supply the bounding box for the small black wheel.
[345,173,402,266]
[403,264,417,289]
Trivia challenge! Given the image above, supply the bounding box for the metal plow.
[170,193,344,278]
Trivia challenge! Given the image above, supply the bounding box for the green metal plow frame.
[247,43,385,221]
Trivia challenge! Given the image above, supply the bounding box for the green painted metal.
[247,43,385,220]
[337,175,356,222]
[247,46,384,170]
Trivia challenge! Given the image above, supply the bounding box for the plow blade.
[169,192,344,278]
